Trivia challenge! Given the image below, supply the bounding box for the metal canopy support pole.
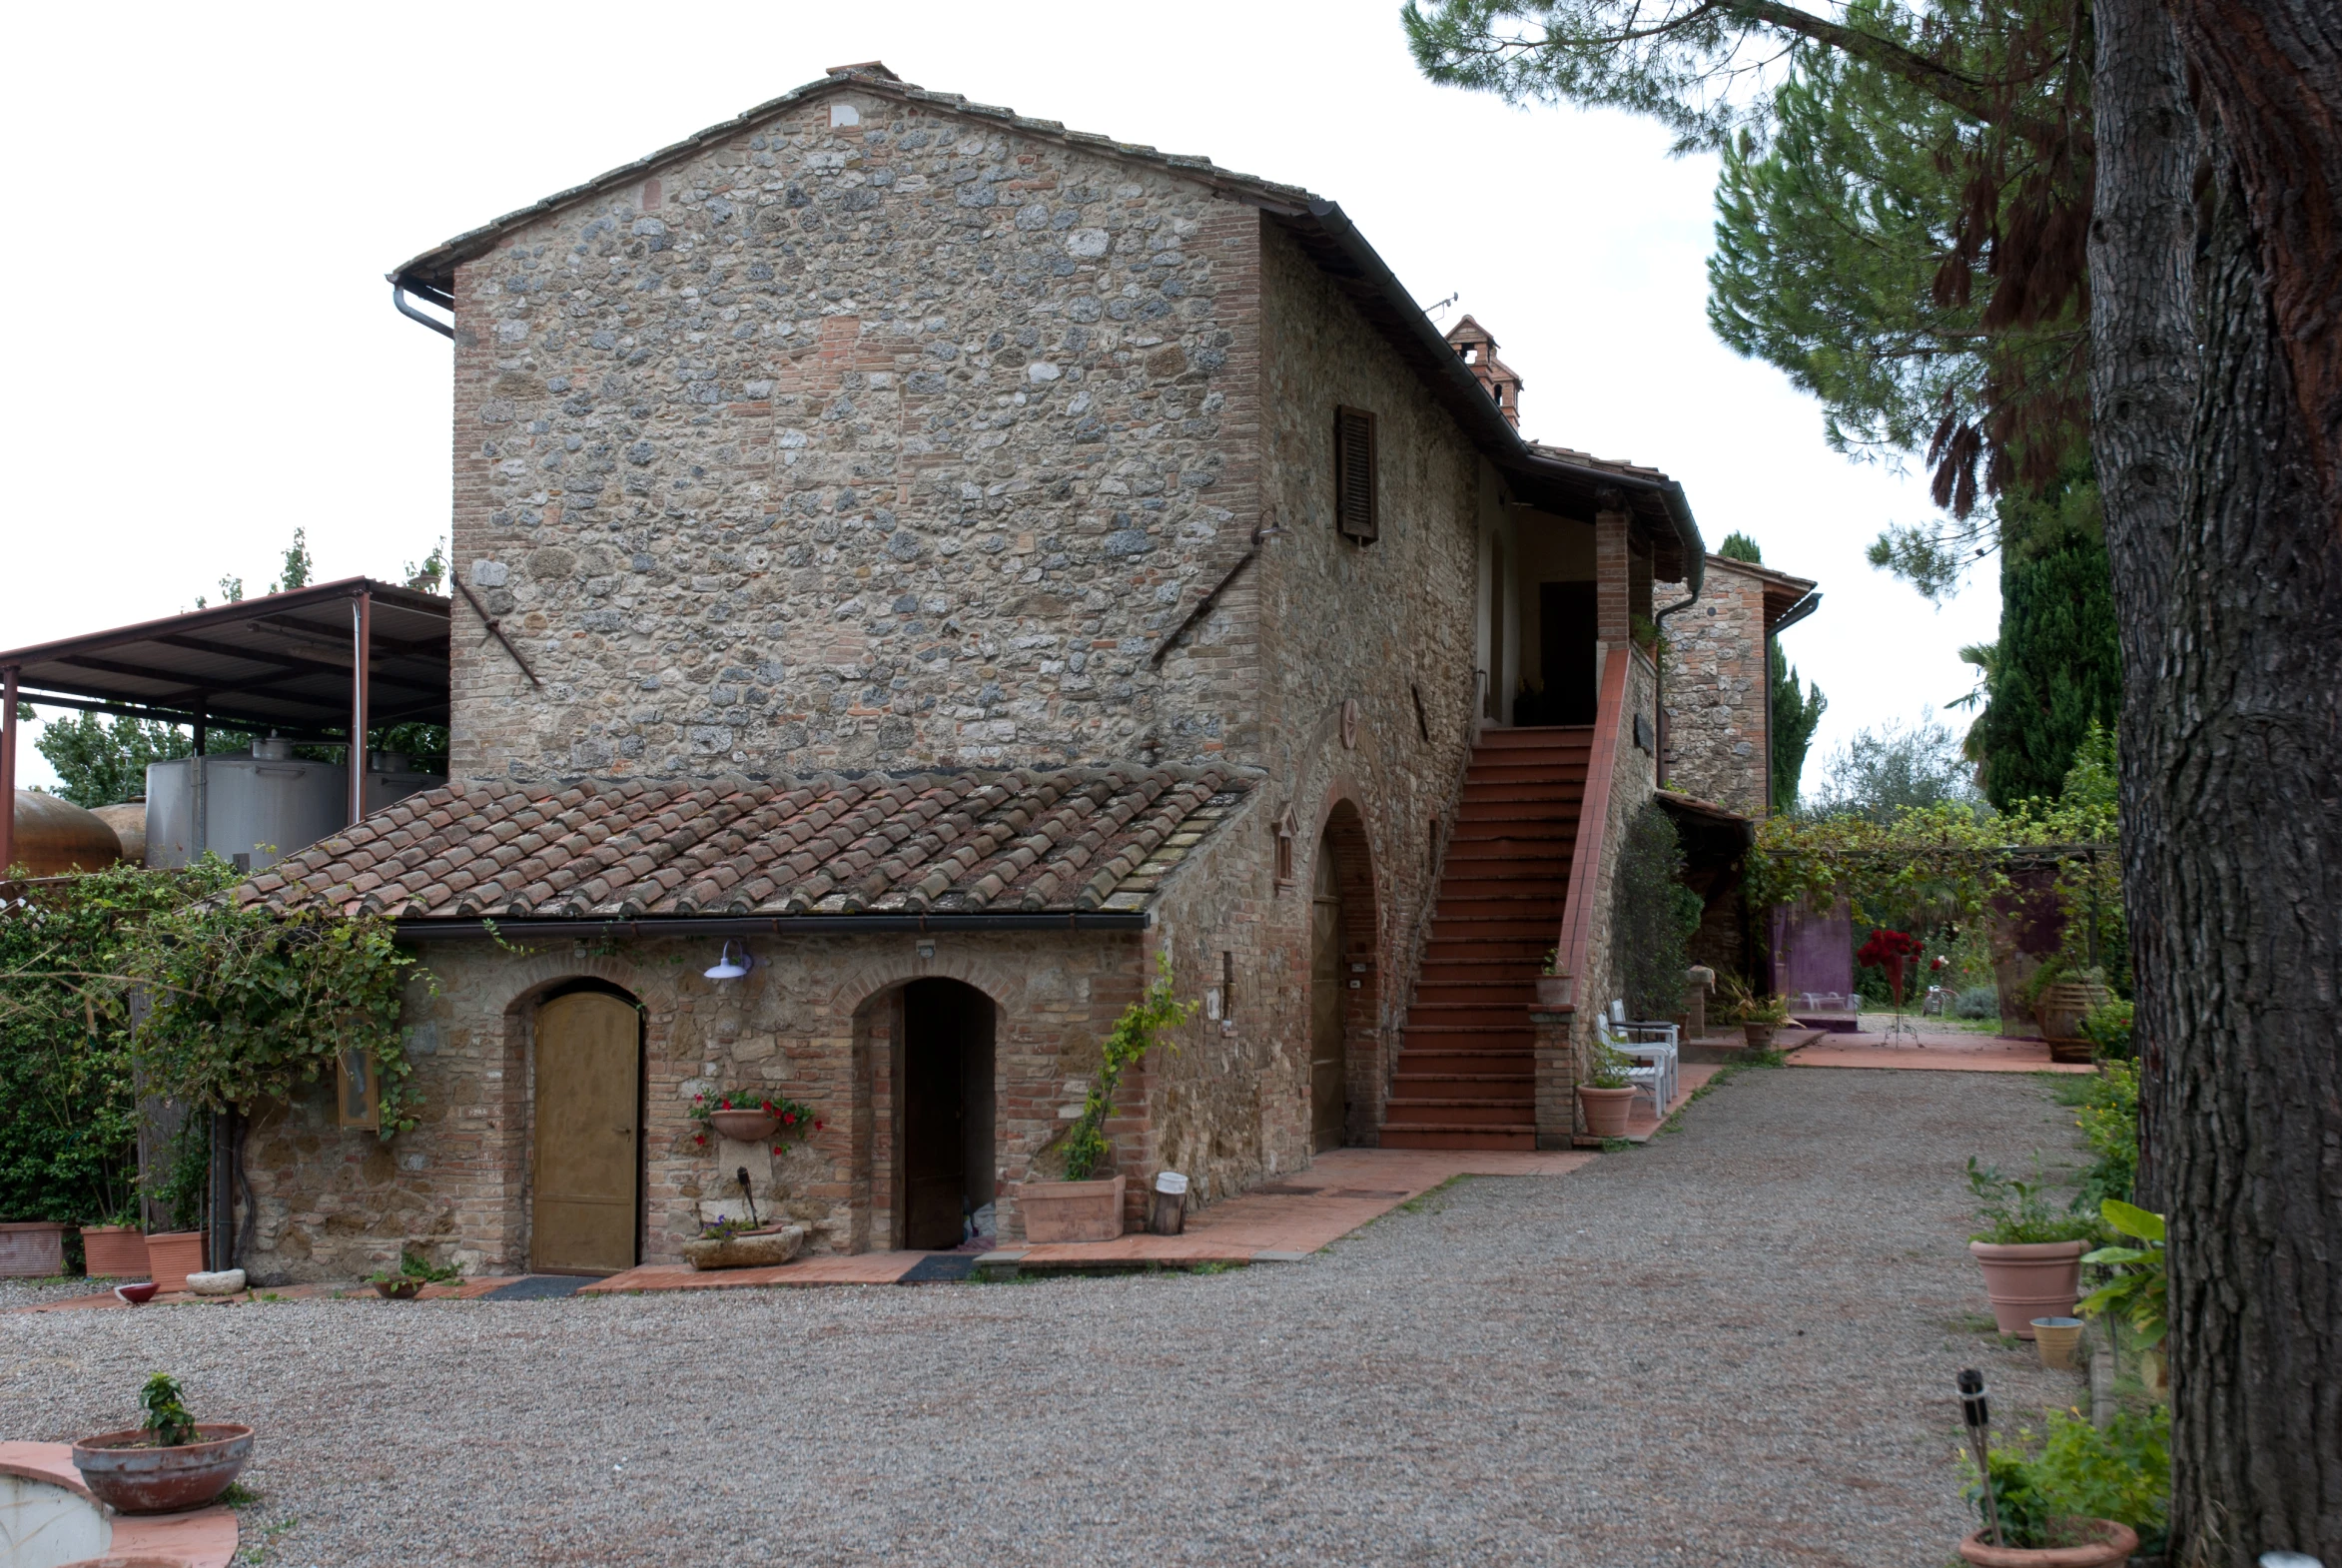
[0,665,16,876]
[349,591,371,826]
[192,697,208,757]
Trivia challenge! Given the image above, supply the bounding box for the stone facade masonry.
[1658,556,1773,817]
[446,88,1264,782]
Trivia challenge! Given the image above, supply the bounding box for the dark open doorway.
[902,979,997,1250]
[1523,579,1598,725]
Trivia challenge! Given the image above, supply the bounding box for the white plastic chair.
[1599,1000,1679,1122]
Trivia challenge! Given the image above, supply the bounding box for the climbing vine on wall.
[0,858,428,1145]
[1059,951,1196,1182]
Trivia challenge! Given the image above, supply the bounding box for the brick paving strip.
[0,1440,238,1565]
[1781,1022,2096,1074]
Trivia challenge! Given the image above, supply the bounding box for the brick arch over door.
[842,969,1011,1253]
[1308,789,1385,1146]
[492,958,655,1276]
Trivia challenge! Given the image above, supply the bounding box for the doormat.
[485,1275,587,1300]
[898,1253,979,1284]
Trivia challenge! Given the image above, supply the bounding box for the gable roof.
[389,64,1705,591]
[236,766,1245,925]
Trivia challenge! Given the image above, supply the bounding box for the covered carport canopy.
[0,577,450,871]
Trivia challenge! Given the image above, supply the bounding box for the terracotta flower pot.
[707,1109,781,1142]
[1955,1519,2137,1566]
[0,1220,68,1277]
[1533,975,1571,1009]
[2031,1316,2084,1370]
[145,1231,207,1294]
[1018,1176,1127,1242]
[1577,1085,1637,1139]
[374,1278,422,1299]
[73,1423,255,1515]
[81,1224,149,1279]
[1969,1239,2087,1337]
[1742,1023,1778,1047]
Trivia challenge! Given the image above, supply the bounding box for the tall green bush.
[1613,804,1704,1018]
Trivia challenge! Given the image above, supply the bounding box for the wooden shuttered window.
[1333,405,1378,543]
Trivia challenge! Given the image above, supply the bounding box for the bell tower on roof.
[1444,315,1523,428]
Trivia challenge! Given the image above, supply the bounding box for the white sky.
[0,0,1994,792]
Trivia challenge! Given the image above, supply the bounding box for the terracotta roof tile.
[244,768,1249,921]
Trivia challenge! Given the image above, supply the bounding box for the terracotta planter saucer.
[1955,1520,2137,1566]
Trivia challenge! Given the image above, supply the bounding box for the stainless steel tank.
[145,738,347,873]
[361,751,445,816]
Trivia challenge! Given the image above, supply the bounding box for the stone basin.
[682,1224,807,1270]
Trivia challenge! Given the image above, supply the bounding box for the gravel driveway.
[0,1067,2087,1567]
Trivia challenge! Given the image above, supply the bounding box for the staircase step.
[1383,1101,1538,1126]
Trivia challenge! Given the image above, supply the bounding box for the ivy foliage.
[0,859,425,1194]
[1612,804,1704,1019]
[1060,952,1197,1182]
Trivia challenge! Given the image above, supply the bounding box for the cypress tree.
[1971,520,2122,807]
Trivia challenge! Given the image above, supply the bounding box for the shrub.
[1955,985,2000,1019]
[1612,803,1704,1019]
[2070,1059,2140,1210]
[1969,1406,2169,1552]
[2078,997,2134,1059]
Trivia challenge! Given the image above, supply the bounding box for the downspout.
[1651,587,1700,790]
[391,282,454,340]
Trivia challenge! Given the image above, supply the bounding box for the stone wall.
[445,86,1263,783]
[1658,557,1770,816]
[239,924,1189,1281]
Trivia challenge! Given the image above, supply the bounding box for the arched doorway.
[530,982,644,1274]
[1310,837,1348,1153]
[901,979,997,1250]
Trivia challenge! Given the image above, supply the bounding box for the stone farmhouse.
[230,63,1816,1280]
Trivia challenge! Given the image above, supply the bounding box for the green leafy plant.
[149,1116,211,1234]
[1968,1406,2170,1551]
[688,1091,820,1147]
[2065,1060,2140,1210]
[696,1214,773,1241]
[1583,1039,1635,1091]
[139,1372,198,1448]
[1966,1156,2099,1244]
[1715,975,1791,1026]
[1060,953,1196,1181]
[1540,947,1560,978]
[1612,804,1703,1019]
[2077,997,2134,1060]
[2078,1198,2167,1349]
[365,1250,458,1287]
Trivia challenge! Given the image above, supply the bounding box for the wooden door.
[903,981,968,1249]
[532,992,639,1274]
[1311,844,1347,1153]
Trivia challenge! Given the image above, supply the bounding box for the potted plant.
[1954,1406,2163,1565]
[1717,976,1790,1046]
[71,1373,254,1515]
[1966,1158,2099,1337]
[81,1215,149,1279]
[367,1249,459,1300]
[1576,1040,1638,1138]
[690,1090,819,1148]
[2078,1198,2167,1393]
[1021,954,1194,1243]
[1534,948,1570,1009]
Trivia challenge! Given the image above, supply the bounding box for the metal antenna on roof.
[1420,291,1459,322]
[1957,1368,2003,1548]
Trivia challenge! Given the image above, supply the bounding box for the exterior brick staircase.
[1379,726,1591,1151]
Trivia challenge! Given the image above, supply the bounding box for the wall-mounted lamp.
[704,941,754,981]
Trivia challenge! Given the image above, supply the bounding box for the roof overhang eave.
[1292,200,1703,595]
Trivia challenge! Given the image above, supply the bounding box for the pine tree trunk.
[2144,114,2342,1568]
[2088,0,2196,1210]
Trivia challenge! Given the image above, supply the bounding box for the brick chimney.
[1445,315,1523,428]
